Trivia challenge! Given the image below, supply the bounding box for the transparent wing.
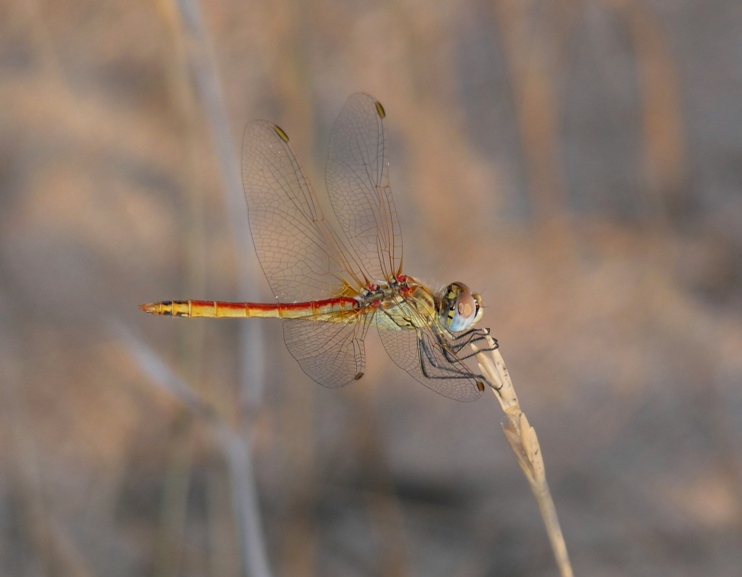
[376,301,484,402]
[283,313,373,388]
[242,120,365,302]
[326,93,403,283]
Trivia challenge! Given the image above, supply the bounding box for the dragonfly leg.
[418,333,465,378]
[440,326,487,350]
[451,339,498,361]
[420,334,442,369]
[417,331,499,392]
[379,308,462,375]
[380,307,500,393]
[443,328,498,361]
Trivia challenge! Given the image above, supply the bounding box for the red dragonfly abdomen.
[140,297,359,320]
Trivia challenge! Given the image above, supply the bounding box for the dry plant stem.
[117,327,272,577]
[171,0,266,411]
[154,414,193,577]
[164,2,270,576]
[472,337,574,577]
[207,466,243,577]
[153,4,209,574]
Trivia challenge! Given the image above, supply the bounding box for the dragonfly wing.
[283,314,372,388]
[242,120,364,301]
[376,304,484,402]
[326,93,403,283]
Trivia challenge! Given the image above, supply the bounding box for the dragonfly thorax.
[438,282,484,333]
[359,274,415,303]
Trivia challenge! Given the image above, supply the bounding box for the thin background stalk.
[153,1,207,574]
[163,1,271,576]
[171,0,267,411]
[117,327,271,577]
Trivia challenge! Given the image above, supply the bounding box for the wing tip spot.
[476,380,485,392]
[374,101,386,119]
[354,372,364,381]
[273,125,290,142]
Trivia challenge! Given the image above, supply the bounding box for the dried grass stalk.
[117,327,272,577]
[472,336,574,577]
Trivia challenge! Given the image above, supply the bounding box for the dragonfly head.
[439,282,484,332]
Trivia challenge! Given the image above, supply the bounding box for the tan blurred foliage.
[1,0,742,576]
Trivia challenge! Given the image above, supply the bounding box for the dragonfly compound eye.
[441,282,478,332]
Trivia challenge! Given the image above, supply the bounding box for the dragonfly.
[141,93,498,401]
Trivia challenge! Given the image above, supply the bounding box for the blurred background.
[2,0,742,575]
